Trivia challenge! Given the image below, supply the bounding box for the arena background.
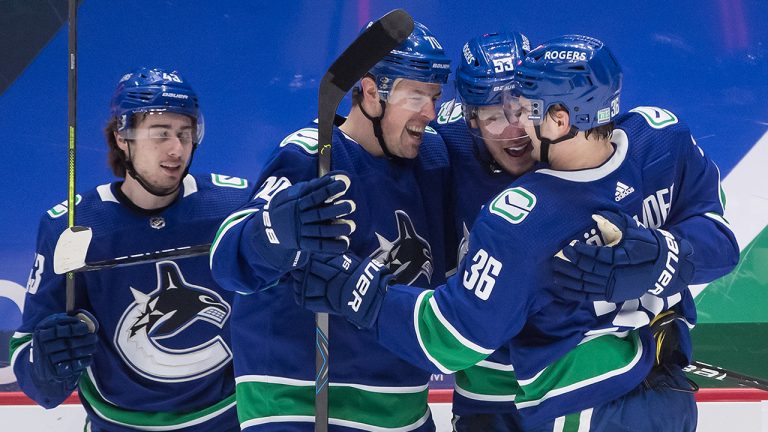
[0,0,766,402]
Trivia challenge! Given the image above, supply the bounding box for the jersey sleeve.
[209,145,317,294]
[376,212,534,374]
[666,133,739,283]
[10,215,88,408]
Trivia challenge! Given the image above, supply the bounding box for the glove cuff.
[246,216,307,272]
[648,229,695,296]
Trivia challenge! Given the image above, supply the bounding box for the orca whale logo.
[114,261,232,383]
[370,210,433,285]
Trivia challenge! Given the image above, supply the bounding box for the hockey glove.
[32,310,98,389]
[293,253,392,329]
[249,172,356,270]
[552,210,695,303]
[649,309,690,368]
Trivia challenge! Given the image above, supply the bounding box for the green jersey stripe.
[454,362,520,400]
[79,371,236,430]
[209,209,259,269]
[235,378,430,430]
[9,333,31,367]
[516,331,644,409]
[236,375,428,393]
[415,291,492,374]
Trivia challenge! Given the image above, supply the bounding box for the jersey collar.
[533,129,628,182]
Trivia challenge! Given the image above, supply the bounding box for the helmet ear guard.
[514,34,623,132]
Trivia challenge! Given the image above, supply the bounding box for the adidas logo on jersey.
[615,181,635,201]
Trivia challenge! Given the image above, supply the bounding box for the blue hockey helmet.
[513,35,622,131]
[456,31,531,107]
[110,67,204,145]
[367,21,452,99]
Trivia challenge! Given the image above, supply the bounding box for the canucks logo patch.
[370,210,433,285]
[630,106,678,129]
[279,127,319,154]
[114,261,232,383]
[47,195,82,218]
[211,174,248,189]
[436,100,463,124]
[489,187,536,224]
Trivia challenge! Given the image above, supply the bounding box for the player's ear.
[555,110,569,132]
[114,132,128,151]
[360,77,381,111]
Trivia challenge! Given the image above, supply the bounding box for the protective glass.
[461,102,528,143]
[502,93,544,127]
[121,110,205,145]
[384,79,442,114]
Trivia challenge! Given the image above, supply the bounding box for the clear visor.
[501,93,545,128]
[462,102,529,143]
[120,110,205,145]
[383,78,441,114]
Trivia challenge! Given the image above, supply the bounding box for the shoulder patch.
[279,127,319,154]
[489,187,536,224]
[47,194,82,218]
[425,125,437,135]
[629,106,678,129]
[211,174,249,189]
[436,100,463,125]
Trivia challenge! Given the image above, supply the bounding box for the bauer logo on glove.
[348,258,385,312]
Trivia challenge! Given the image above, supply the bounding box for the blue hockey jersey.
[376,107,739,429]
[433,101,522,415]
[11,173,254,432]
[434,101,518,271]
[210,119,451,431]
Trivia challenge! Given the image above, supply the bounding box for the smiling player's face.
[380,79,443,159]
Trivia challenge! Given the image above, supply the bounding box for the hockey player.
[11,68,255,431]
[438,30,744,432]
[294,35,739,431]
[434,31,533,432]
[209,22,452,431]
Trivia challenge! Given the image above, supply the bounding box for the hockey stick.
[314,9,414,431]
[687,360,768,392]
[53,226,211,274]
[65,0,78,313]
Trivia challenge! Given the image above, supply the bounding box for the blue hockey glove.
[249,172,356,270]
[552,210,695,303]
[32,310,98,388]
[293,253,392,329]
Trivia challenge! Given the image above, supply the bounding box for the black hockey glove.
[649,309,690,368]
[552,210,695,303]
[293,253,392,329]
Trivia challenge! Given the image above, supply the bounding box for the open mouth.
[503,139,532,158]
[405,124,425,140]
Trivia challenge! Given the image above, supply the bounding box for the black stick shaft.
[66,0,77,314]
[313,10,413,431]
[688,361,768,392]
[76,244,212,272]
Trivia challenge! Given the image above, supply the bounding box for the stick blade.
[54,226,92,274]
[317,9,414,176]
[321,9,414,95]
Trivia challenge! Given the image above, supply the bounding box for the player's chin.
[396,137,422,159]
